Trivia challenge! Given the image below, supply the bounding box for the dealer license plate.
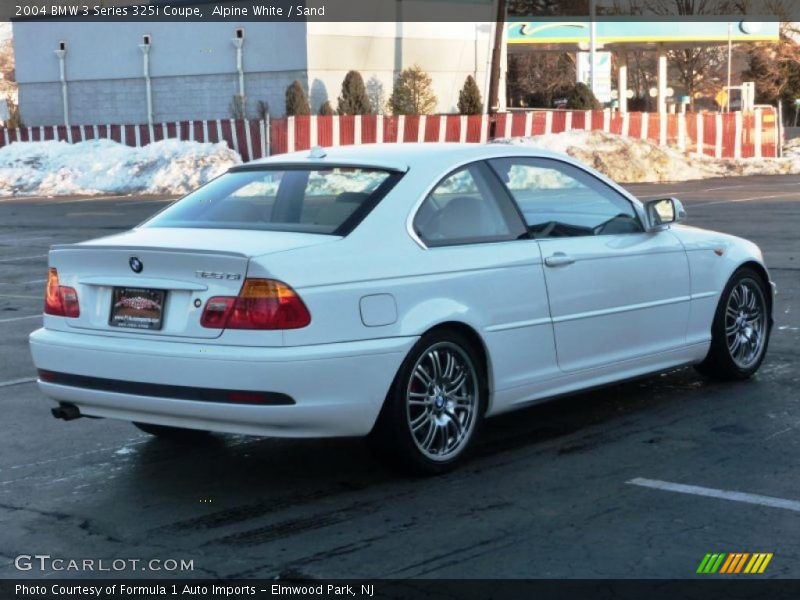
[109,287,166,330]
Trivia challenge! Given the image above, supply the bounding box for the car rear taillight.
[200,279,311,330]
[44,268,80,318]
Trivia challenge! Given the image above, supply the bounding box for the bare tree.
[366,76,387,115]
[669,47,728,110]
[0,35,20,126]
[742,22,800,122]
[645,0,744,110]
[507,52,576,107]
[507,0,591,16]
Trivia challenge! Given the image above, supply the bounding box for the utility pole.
[487,0,506,116]
[589,0,597,100]
[726,22,732,113]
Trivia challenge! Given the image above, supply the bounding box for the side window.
[488,158,643,238]
[413,162,525,247]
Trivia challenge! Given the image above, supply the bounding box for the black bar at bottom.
[37,370,295,406]
[2,579,799,600]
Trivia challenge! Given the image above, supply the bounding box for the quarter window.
[413,163,525,247]
[488,158,643,238]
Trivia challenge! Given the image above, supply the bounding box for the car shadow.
[92,363,772,557]
[122,364,756,495]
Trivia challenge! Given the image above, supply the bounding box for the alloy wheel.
[405,342,479,462]
[724,278,767,370]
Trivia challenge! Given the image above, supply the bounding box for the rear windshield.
[144,167,402,235]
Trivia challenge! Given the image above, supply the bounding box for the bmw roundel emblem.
[129,257,143,273]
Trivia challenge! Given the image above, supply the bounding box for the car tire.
[695,267,771,380]
[368,328,487,475]
[133,422,211,439]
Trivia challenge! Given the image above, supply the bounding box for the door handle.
[545,252,576,267]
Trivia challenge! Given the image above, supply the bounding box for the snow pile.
[784,137,800,160]
[0,139,241,196]
[495,130,800,183]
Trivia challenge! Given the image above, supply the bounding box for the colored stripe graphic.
[719,554,736,573]
[698,553,773,574]
[745,553,773,574]
[697,553,726,573]
[720,553,749,573]
[696,554,711,573]
[734,553,749,573]
[709,554,726,573]
[696,553,713,573]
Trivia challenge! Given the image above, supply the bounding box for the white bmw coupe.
[30,143,773,473]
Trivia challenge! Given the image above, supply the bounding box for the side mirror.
[644,197,686,231]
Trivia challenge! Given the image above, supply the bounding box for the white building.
[12,20,502,125]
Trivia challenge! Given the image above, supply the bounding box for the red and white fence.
[0,108,779,161]
[270,109,779,159]
[0,119,268,162]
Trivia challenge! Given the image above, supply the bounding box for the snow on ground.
[0,132,798,197]
[0,139,240,196]
[784,136,800,160]
[495,130,800,183]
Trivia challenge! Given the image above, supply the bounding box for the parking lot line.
[633,191,684,199]
[0,254,47,263]
[693,193,800,207]
[0,279,46,286]
[0,314,41,324]
[54,196,125,204]
[0,294,42,300]
[0,235,52,243]
[698,182,800,193]
[627,477,800,513]
[120,199,175,206]
[0,377,36,388]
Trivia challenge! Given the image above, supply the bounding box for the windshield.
[144,166,401,235]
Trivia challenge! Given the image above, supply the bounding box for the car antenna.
[309,146,327,159]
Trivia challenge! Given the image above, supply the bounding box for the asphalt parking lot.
[0,175,798,580]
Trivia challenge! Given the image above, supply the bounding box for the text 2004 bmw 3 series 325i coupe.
[29,143,774,473]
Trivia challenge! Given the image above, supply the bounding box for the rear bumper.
[29,328,416,437]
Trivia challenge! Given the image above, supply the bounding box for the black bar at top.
[6,0,799,23]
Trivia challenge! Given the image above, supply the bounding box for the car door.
[488,157,691,373]
[410,161,561,403]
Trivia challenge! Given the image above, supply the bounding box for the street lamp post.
[138,38,153,126]
[232,30,246,118]
[54,45,69,127]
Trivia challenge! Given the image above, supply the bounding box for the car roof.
[244,142,569,172]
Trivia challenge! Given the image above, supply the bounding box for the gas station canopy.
[506,20,780,113]
[507,20,780,47]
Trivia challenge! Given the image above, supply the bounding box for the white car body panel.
[30,328,414,437]
[538,232,691,372]
[669,224,768,348]
[29,143,773,437]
